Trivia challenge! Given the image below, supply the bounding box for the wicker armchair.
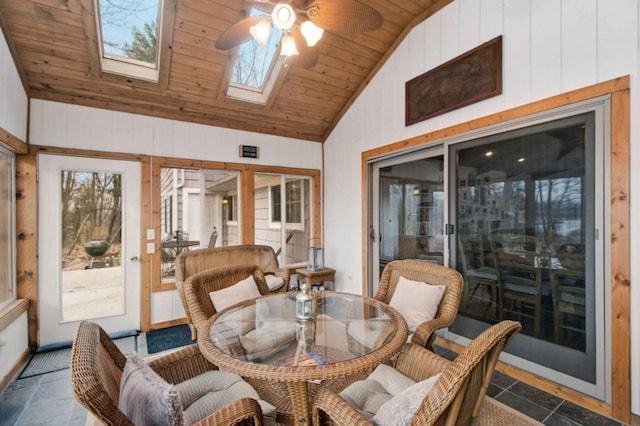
[176,245,290,339]
[183,264,271,334]
[313,320,522,426]
[374,260,463,349]
[70,321,274,426]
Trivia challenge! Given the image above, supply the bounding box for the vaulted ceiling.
[0,0,452,142]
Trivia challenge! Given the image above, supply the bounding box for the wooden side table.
[295,267,336,290]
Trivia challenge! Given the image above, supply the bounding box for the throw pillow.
[372,373,442,426]
[118,352,183,426]
[389,276,446,332]
[209,274,262,312]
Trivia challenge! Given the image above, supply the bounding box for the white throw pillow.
[372,373,441,426]
[389,276,446,332]
[209,275,262,312]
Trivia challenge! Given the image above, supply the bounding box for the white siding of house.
[323,0,640,414]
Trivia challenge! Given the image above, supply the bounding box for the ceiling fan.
[215,0,384,68]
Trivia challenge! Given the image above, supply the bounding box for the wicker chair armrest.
[274,268,291,290]
[192,398,264,426]
[394,342,451,381]
[411,318,448,348]
[313,388,372,425]
[147,343,218,384]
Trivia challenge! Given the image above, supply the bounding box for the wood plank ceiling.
[0,0,452,142]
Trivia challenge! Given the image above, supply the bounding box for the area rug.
[145,324,195,354]
[18,334,137,379]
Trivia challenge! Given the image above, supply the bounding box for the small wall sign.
[239,145,259,159]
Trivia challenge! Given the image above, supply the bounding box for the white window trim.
[0,147,16,310]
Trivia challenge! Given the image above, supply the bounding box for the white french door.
[38,154,141,346]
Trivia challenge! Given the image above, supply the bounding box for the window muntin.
[0,147,15,309]
[96,0,162,81]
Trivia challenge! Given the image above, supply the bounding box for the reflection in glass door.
[449,111,603,394]
[369,149,445,296]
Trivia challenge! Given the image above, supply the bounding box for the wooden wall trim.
[140,158,152,332]
[0,126,27,154]
[241,170,255,244]
[16,150,37,350]
[609,88,631,423]
[361,75,631,422]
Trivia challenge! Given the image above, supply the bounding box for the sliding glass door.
[449,110,604,394]
[369,147,445,296]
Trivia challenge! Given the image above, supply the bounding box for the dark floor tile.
[543,412,584,425]
[485,383,504,398]
[495,390,552,422]
[491,369,518,390]
[509,381,563,411]
[554,401,622,426]
[6,375,41,391]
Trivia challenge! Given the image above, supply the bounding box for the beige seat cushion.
[265,274,286,291]
[339,363,417,420]
[372,372,441,425]
[176,370,277,425]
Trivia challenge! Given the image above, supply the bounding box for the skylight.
[96,0,162,82]
[226,8,286,104]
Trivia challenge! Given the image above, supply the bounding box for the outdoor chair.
[176,245,290,339]
[313,320,522,426]
[363,260,463,350]
[70,321,276,426]
[182,264,271,334]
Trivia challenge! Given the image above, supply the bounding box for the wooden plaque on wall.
[405,36,502,126]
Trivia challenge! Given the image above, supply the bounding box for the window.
[269,181,303,229]
[96,0,163,81]
[226,7,286,104]
[224,194,238,223]
[0,147,15,309]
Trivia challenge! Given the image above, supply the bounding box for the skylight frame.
[94,0,164,82]
[225,6,288,105]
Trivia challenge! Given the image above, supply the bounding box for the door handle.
[369,227,377,242]
[130,256,139,262]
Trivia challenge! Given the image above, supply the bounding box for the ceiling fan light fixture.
[280,31,299,56]
[272,3,296,30]
[301,21,324,46]
[249,19,272,45]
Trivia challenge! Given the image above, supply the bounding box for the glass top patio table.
[198,291,408,426]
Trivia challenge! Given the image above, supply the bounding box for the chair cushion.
[176,370,277,425]
[239,321,297,361]
[265,274,286,291]
[209,274,262,312]
[389,276,446,332]
[119,352,183,426]
[339,364,417,420]
[372,373,441,425]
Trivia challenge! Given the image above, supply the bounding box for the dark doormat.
[146,324,195,354]
[18,335,137,379]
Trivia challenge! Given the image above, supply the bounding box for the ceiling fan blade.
[215,16,270,50]
[290,27,319,68]
[306,0,383,33]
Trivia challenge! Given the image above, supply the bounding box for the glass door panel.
[254,174,311,268]
[369,149,445,296]
[450,112,598,385]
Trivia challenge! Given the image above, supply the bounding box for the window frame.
[0,146,16,310]
[268,179,305,231]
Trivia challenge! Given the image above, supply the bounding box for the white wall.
[323,0,640,414]
[29,99,323,325]
[0,28,27,141]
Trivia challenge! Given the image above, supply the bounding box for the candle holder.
[295,282,316,320]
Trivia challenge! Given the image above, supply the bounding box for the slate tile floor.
[0,337,627,425]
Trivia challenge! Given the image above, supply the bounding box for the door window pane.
[451,112,595,383]
[160,167,239,279]
[378,156,445,275]
[60,170,124,321]
[255,174,311,266]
